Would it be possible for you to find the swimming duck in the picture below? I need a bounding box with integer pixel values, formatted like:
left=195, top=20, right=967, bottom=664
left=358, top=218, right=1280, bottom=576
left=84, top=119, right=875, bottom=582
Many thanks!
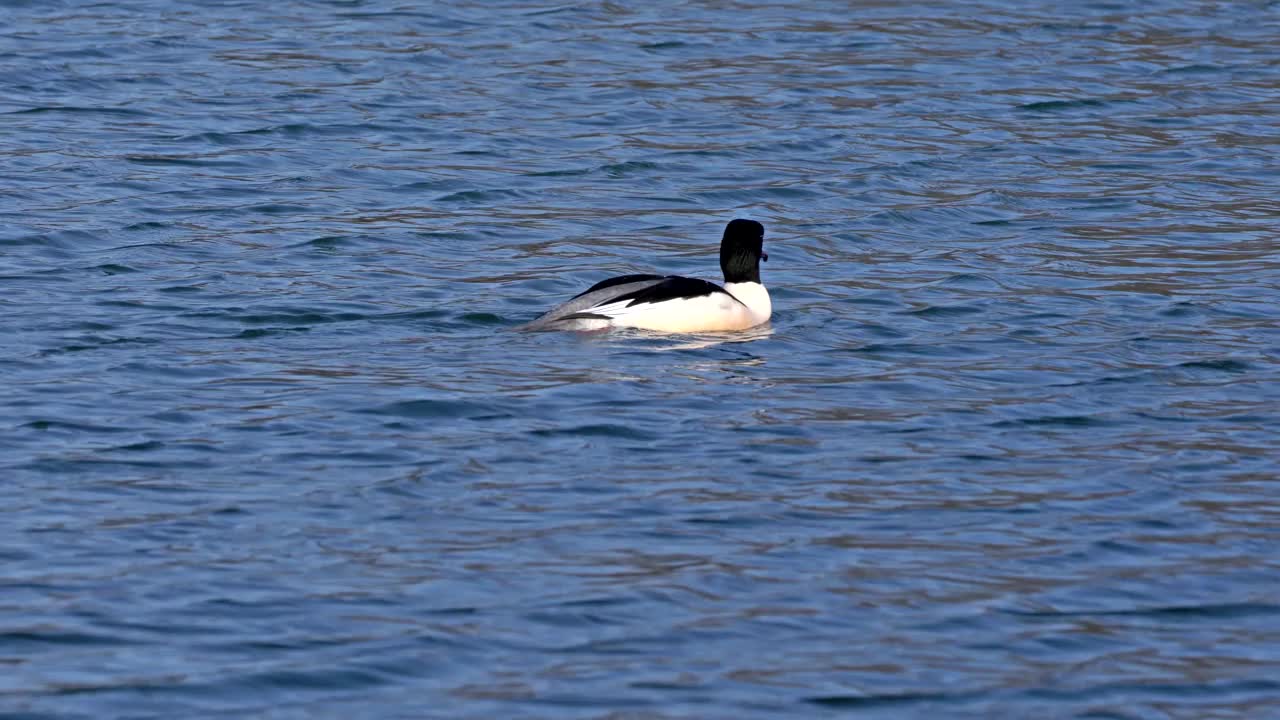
left=521, top=219, right=771, bottom=333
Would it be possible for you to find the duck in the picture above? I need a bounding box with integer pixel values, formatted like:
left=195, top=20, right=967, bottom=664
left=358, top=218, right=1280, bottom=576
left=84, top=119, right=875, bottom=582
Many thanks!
left=520, top=219, right=772, bottom=333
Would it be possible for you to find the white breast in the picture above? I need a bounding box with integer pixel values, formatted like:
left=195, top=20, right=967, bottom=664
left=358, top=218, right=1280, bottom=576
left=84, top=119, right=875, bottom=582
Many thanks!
left=723, top=282, right=772, bottom=325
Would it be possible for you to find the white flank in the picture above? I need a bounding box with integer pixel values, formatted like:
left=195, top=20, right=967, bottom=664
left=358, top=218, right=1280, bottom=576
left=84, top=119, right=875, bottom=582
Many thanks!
left=582, top=282, right=771, bottom=333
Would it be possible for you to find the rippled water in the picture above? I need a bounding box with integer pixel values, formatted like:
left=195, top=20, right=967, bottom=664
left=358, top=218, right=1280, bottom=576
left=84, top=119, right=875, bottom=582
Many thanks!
left=4, top=1, right=1279, bottom=717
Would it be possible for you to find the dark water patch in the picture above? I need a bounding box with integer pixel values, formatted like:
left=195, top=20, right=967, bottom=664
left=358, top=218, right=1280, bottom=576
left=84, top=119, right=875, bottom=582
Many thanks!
left=841, top=342, right=939, bottom=357
left=1005, top=602, right=1280, bottom=621
left=1016, top=97, right=1124, bottom=113
left=2, top=711, right=93, bottom=720
left=411, top=230, right=482, bottom=241
left=621, top=194, right=700, bottom=204
left=20, top=420, right=132, bottom=434
left=92, top=263, right=138, bottom=275
left=234, top=122, right=386, bottom=138
left=361, top=399, right=510, bottom=420
left=124, top=155, right=253, bottom=169
left=523, top=167, right=592, bottom=178
left=530, top=424, right=657, bottom=441
left=369, top=309, right=450, bottom=323
left=934, top=273, right=1002, bottom=288
left=1052, top=372, right=1147, bottom=388
left=234, top=327, right=311, bottom=339
left=807, top=689, right=974, bottom=709
left=37, top=336, right=161, bottom=356
left=435, top=188, right=526, bottom=203
left=904, top=303, right=985, bottom=318
left=230, top=309, right=367, bottom=326
left=288, top=235, right=356, bottom=249
left=1160, top=63, right=1230, bottom=75
left=245, top=203, right=312, bottom=215
left=19, top=456, right=215, bottom=473
left=843, top=295, right=907, bottom=309
left=394, top=176, right=476, bottom=193
left=1175, top=358, right=1252, bottom=373
left=1, top=628, right=138, bottom=649
left=598, top=160, right=660, bottom=178
left=990, top=414, right=1113, bottom=428
left=335, top=9, right=483, bottom=27
left=640, top=41, right=687, bottom=51
left=171, top=130, right=256, bottom=146
left=2, top=229, right=106, bottom=249
left=1020, top=679, right=1280, bottom=703
left=1158, top=302, right=1203, bottom=318
left=0, top=271, right=72, bottom=283
left=4, top=105, right=152, bottom=117
left=100, top=440, right=167, bottom=453
left=458, top=312, right=505, bottom=325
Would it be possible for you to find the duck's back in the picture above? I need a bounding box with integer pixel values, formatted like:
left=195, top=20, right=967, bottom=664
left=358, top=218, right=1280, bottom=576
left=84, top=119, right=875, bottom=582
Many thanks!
left=519, top=274, right=765, bottom=333
left=517, top=274, right=668, bottom=331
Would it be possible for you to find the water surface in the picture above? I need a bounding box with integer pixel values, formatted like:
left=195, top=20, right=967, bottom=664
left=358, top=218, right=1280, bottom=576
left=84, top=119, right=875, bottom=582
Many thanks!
left=3, top=1, right=1279, bottom=718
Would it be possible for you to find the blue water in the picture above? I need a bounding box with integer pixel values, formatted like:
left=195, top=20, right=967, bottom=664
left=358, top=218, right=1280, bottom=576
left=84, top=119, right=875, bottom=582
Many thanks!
left=3, top=1, right=1279, bottom=717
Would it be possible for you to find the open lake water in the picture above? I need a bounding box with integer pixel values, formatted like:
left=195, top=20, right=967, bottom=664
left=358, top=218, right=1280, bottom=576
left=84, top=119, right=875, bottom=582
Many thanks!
left=3, top=1, right=1279, bottom=718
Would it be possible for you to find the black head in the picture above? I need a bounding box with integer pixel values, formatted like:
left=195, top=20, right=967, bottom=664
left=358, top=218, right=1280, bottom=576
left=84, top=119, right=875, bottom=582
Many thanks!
left=719, top=218, right=767, bottom=284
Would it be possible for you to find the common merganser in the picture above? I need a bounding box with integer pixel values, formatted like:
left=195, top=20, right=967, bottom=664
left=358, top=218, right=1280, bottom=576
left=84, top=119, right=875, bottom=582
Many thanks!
left=521, top=219, right=772, bottom=333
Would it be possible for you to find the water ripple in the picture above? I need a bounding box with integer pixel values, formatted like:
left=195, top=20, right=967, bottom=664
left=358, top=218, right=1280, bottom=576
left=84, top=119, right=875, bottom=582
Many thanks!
left=2, top=0, right=1279, bottom=717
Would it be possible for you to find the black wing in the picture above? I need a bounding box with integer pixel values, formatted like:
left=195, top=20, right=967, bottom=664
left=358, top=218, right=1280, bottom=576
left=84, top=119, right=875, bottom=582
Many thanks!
left=612, top=276, right=737, bottom=307
left=571, top=274, right=668, bottom=300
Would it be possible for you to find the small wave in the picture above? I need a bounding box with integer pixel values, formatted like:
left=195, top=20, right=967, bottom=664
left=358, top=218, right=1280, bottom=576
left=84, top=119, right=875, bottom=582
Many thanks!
left=361, top=398, right=511, bottom=420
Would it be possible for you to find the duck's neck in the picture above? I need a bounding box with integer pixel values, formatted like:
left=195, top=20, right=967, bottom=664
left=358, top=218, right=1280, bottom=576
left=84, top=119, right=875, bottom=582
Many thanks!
left=724, top=281, right=772, bottom=323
